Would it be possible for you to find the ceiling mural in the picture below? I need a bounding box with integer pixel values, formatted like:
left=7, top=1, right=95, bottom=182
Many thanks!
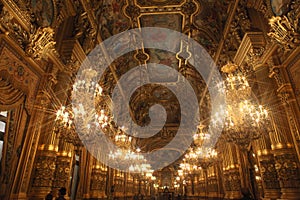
left=100, top=0, right=216, bottom=140
left=140, top=14, right=183, bottom=82
left=98, top=0, right=130, bottom=40
left=192, top=0, right=230, bottom=56
left=30, top=0, right=55, bottom=27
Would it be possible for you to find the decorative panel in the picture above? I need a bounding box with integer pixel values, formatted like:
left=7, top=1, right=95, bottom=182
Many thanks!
left=0, top=37, right=40, bottom=109
left=98, top=0, right=130, bottom=40
left=287, top=63, right=300, bottom=109
left=136, top=0, right=184, bottom=7
left=140, top=14, right=182, bottom=83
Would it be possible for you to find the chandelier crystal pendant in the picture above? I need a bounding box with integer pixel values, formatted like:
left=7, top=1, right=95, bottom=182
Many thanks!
left=56, top=106, right=74, bottom=129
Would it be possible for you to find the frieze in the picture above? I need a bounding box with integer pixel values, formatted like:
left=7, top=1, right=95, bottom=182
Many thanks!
left=32, top=152, right=56, bottom=187
left=136, top=0, right=184, bottom=7
left=2, top=0, right=31, bottom=30
left=53, top=155, right=71, bottom=189
left=0, top=7, right=30, bottom=49
left=259, top=158, right=280, bottom=189
left=274, top=153, right=300, bottom=188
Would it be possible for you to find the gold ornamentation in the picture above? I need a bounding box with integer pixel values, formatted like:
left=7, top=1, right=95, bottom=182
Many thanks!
left=268, top=16, right=299, bottom=49
left=25, top=27, right=56, bottom=60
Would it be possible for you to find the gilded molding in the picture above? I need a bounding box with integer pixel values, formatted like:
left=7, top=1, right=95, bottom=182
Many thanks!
left=25, top=27, right=56, bottom=60
left=1, top=0, right=31, bottom=32
left=233, top=32, right=266, bottom=67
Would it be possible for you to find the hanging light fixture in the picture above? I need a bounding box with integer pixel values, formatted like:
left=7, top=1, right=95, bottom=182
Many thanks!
left=55, top=106, right=74, bottom=129
left=193, top=125, right=211, bottom=146
left=114, top=126, right=132, bottom=148
left=212, top=62, right=269, bottom=148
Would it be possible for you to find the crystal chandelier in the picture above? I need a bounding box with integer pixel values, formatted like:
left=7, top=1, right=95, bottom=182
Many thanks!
left=55, top=106, right=74, bottom=129
left=193, top=125, right=211, bottom=146
left=194, top=147, right=218, bottom=169
left=179, top=125, right=218, bottom=177
left=213, top=63, right=269, bottom=148
left=72, top=69, right=103, bottom=97
left=108, top=147, right=152, bottom=174
left=114, top=126, right=132, bottom=148
left=54, top=106, right=85, bottom=145
left=71, top=67, right=113, bottom=135
left=184, top=147, right=218, bottom=170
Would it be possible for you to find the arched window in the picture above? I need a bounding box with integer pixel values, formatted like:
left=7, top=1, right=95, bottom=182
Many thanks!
left=0, top=111, right=7, bottom=161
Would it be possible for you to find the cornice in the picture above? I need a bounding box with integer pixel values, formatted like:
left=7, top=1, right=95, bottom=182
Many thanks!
left=1, top=0, right=31, bottom=32
left=233, top=32, right=265, bottom=66
left=0, top=34, right=43, bottom=76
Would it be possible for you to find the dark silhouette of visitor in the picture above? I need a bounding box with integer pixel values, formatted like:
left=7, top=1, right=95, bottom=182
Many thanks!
left=177, top=194, right=181, bottom=200
left=241, top=188, right=253, bottom=200
left=45, top=191, right=53, bottom=200
left=56, top=187, right=67, bottom=200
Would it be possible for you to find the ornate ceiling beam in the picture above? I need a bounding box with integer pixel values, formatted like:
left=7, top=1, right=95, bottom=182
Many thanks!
left=214, top=0, right=240, bottom=64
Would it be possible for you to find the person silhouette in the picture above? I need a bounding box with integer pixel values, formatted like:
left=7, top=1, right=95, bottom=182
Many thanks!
left=241, top=188, right=253, bottom=200
left=56, top=187, right=67, bottom=200
left=45, top=191, right=53, bottom=200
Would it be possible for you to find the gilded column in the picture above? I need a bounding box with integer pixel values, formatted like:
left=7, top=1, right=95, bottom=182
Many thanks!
left=126, top=174, right=134, bottom=198
left=198, top=170, right=205, bottom=198
left=222, top=143, right=242, bottom=199
left=267, top=65, right=300, bottom=199
left=52, top=139, right=74, bottom=198
left=269, top=65, right=300, bottom=163
left=207, top=165, right=218, bottom=199
left=30, top=112, right=58, bottom=199
left=77, top=150, right=93, bottom=200
left=252, top=64, right=281, bottom=199
left=113, top=169, right=124, bottom=198
left=254, top=135, right=281, bottom=199
left=133, top=177, right=139, bottom=195
left=90, top=159, right=107, bottom=199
